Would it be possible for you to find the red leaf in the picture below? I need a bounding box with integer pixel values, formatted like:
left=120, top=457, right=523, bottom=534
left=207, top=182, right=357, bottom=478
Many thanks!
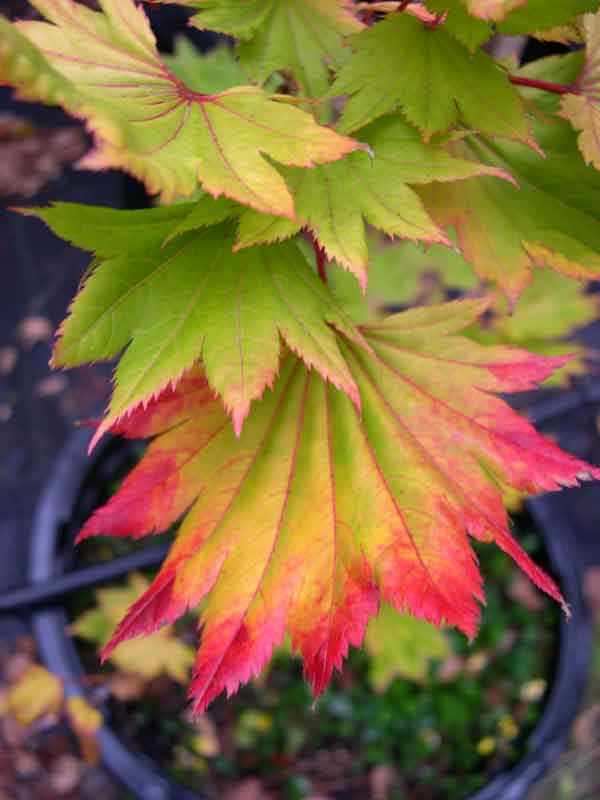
left=77, top=299, right=598, bottom=712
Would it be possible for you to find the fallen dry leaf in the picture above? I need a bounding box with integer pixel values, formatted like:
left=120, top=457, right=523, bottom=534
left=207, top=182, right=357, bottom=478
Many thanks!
left=66, top=696, right=102, bottom=765
left=107, top=672, right=146, bottom=702
left=0, top=113, right=85, bottom=199
left=6, top=664, right=63, bottom=726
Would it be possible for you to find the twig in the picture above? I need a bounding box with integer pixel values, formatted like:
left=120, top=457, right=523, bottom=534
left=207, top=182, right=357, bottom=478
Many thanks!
left=508, top=75, right=580, bottom=95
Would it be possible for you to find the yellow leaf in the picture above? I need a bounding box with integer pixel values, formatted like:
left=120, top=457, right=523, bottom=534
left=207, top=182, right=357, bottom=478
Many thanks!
left=72, top=573, right=195, bottom=684
left=66, top=696, right=103, bottom=765
left=7, top=665, right=63, bottom=726
left=0, top=0, right=358, bottom=212
left=559, top=12, right=600, bottom=170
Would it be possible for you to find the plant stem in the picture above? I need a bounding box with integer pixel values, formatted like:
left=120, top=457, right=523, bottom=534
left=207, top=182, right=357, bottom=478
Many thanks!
left=508, top=74, right=579, bottom=95
left=312, top=236, right=328, bottom=283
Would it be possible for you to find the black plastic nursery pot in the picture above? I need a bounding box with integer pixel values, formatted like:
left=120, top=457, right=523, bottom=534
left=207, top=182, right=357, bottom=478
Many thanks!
left=4, top=384, right=590, bottom=800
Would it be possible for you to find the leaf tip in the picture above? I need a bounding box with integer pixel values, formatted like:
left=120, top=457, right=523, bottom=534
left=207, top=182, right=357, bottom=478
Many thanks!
left=231, top=404, right=250, bottom=438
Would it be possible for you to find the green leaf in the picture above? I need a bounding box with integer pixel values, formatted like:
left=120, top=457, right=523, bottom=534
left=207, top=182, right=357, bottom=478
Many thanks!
left=52, top=217, right=368, bottom=440
left=237, top=116, right=510, bottom=287
left=235, top=0, right=362, bottom=99
left=330, top=234, right=596, bottom=384
left=327, top=237, right=476, bottom=324
left=151, top=0, right=363, bottom=98
left=164, top=38, right=249, bottom=95
left=419, top=53, right=600, bottom=299
left=364, top=605, right=452, bottom=689
left=427, top=0, right=493, bottom=50
left=410, top=1, right=600, bottom=46
left=147, top=0, right=272, bottom=39
left=498, top=0, right=600, bottom=33
left=0, top=0, right=358, bottom=214
left=329, top=12, right=533, bottom=145
left=24, top=196, right=237, bottom=257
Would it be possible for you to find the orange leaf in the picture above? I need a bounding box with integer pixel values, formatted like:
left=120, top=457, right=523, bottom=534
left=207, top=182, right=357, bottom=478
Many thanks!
left=78, top=298, right=598, bottom=713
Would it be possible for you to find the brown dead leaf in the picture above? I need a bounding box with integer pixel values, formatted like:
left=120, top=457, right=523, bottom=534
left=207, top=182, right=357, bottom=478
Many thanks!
left=107, top=672, right=146, bottom=702
left=0, top=114, right=86, bottom=198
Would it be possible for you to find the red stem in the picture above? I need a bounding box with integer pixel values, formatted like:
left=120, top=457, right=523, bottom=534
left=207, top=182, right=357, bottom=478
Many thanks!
left=508, top=74, right=579, bottom=95
left=312, top=236, right=328, bottom=283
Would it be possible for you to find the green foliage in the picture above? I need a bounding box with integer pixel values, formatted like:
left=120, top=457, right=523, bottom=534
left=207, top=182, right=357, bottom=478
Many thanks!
left=329, top=11, right=532, bottom=142
left=364, top=606, right=452, bottom=689
left=237, top=115, right=507, bottom=286
left=2, top=0, right=600, bottom=719
left=39, top=202, right=366, bottom=438
left=327, top=236, right=598, bottom=384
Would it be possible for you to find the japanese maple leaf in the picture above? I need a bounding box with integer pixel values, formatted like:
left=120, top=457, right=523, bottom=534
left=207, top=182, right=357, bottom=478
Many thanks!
left=328, top=234, right=597, bottom=386
left=418, top=53, right=600, bottom=300
left=329, top=11, right=533, bottom=145
left=496, top=0, right=600, bottom=33
left=78, top=298, right=600, bottom=713
left=559, top=11, right=600, bottom=170
left=236, top=116, right=510, bottom=289
left=425, top=0, right=600, bottom=49
left=38, top=201, right=368, bottom=440
left=0, top=0, right=358, bottom=214
left=425, top=0, right=493, bottom=50
left=147, top=0, right=363, bottom=99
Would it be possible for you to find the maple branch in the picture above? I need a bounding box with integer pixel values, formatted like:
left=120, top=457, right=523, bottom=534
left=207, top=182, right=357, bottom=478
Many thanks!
left=508, top=75, right=581, bottom=96
left=312, top=236, right=328, bottom=283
